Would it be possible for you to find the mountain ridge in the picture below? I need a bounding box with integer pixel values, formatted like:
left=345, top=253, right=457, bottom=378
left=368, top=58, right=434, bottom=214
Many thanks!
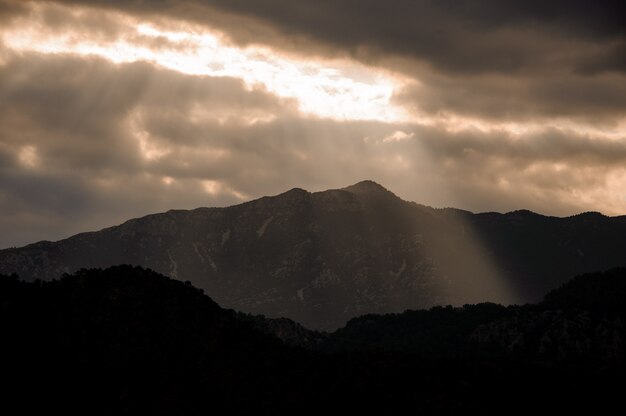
left=11, top=181, right=624, bottom=250
left=2, top=180, right=626, bottom=330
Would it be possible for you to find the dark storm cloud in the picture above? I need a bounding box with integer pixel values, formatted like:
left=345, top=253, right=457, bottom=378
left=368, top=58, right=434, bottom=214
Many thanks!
left=205, top=0, right=626, bottom=74
left=49, top=0, right=626, bottom=75
left=36, top=2, right=126, bottom=41
left=0, top=0, right=26, bottom=23
left=395, top=71, right=626, bottom=124
left=415, top=126, right=626, bottom=168
left=576, top=43, right=626, bottom=75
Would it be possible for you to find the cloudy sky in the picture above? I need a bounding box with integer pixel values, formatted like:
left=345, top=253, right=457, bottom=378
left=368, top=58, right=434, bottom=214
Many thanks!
left=1, top=0, right=625, bottom=248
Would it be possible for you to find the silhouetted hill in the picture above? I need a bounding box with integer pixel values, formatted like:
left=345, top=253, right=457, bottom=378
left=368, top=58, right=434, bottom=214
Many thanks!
left=1, top=266, right=624, bottom=414
left=0, top=266, right=302, bottom=414
left=2, top=180, right=626, bottom=329
left=322, top=303, right=509, bottom=356
left=321, top=268, right=626, bottom=366
left=542, top=268, right=626, bottom=312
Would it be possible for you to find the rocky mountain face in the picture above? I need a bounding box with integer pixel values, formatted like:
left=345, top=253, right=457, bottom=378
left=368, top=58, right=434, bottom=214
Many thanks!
left=2, top=180, right=626, bottom=330
left=237, top=314, right=327, bottom=350
left=470, top=309, right=624, bottom=362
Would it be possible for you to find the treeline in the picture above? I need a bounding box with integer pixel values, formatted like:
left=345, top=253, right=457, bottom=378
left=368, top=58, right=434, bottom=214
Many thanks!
left=1, top=266, right=625, bottom=414
left=320, top=269, right=626, bottom=363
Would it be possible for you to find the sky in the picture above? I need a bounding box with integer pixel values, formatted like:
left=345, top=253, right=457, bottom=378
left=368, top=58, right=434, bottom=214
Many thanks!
left=0, top=0, right=625, bottom=248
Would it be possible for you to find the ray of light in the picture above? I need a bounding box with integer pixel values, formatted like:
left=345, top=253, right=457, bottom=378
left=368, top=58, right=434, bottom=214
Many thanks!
left=2, top=2, right=410, bottom=123
left=3, top=3, right=623, bottom=140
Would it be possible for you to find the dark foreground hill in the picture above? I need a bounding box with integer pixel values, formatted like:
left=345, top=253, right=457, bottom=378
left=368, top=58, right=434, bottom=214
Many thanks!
left=2, top=180, right=626, bottom=330
left=321, top=268, right=626, bottom=365
left=1, top=266, right=625, bottom=414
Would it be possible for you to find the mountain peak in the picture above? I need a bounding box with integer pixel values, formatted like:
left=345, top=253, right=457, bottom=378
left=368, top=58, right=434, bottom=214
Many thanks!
left=341, top=180, right=402, bottom=204
left=343, top=180, right=390, bottom=194
left=274, top=187, right=310, bottom=201
left=281, top=187, right=309, bottom=196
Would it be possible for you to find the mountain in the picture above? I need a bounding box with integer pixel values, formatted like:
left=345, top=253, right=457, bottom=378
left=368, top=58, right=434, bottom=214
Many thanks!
left=2, top=180, right=626, bottom=330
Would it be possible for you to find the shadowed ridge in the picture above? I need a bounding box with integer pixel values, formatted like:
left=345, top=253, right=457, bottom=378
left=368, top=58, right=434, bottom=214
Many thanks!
left=342, top=180, right=396, bottom=196
left=247, top=186, right=311, bottom=206
left=506, top=209, right=546, bottom=217
left=542, top=267, right=626, bottom=311
left=341, top=180, right=404, bottom=206
left=275, top=186, right=310, bottom=199
left=567, top=211, right=607, bottom=220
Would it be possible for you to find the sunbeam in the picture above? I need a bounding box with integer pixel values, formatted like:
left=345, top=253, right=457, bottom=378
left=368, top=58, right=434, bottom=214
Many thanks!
left=2, top=2, right=409, bottom=122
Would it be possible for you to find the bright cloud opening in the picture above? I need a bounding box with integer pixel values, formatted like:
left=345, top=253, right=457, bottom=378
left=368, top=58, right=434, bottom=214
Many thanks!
left=18, top=145, right=39, bottom=168
left=2, top=2, right=409, bottom=123
left=383, top=130, right=414, bottom=143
